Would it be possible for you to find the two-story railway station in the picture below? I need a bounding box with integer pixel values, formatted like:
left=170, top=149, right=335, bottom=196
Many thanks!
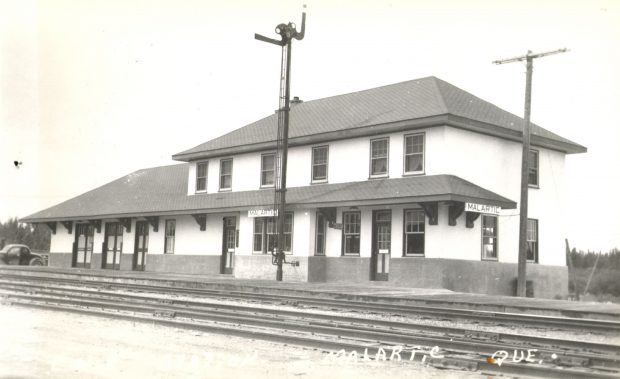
left=21, top=77, right=586, bottom=298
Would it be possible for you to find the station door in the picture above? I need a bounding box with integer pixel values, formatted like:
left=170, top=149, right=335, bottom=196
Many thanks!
left=221, top=217, right=236, bottom=274
left=102, top=222, right=122, bottom=270
left=72, top=224, right=94, bottom=268
left=133, top=221, right=148, bottom=271
left=371, top=210, right=391, bottom=281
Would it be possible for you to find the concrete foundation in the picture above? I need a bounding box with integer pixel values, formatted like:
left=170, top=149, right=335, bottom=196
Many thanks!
left=234, top=255, right=308, bottom=282
left=45, top=251, right=567, bottom=298
left=48, top=252, right=73, bottom=268
left=305, top=256, right=567, bottom=299
left=146, top=255, right=222, bottom=275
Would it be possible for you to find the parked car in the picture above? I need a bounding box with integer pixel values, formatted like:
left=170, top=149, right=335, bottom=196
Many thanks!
left=0, top=244, right=45, bottom=266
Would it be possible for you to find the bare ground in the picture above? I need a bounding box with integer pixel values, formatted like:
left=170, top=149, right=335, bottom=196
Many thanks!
left=0, top=305, right=483, bottom=379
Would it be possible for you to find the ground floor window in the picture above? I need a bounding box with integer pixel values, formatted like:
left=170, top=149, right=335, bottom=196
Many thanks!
left=404, top=209, right=425, bottom=256
left=481, top=215, right=498, bottom=260
left=342, top=211, right=361, bottom=255
left=164, top=219, right=175, bottom=254
left=315, top=212, right=326, bottom=255
left=527, top=218, right=538, bottom=263
left=253, top=213, right=293, bottom=254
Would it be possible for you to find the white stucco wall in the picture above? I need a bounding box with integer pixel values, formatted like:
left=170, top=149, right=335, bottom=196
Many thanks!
left=439, top=126, right=566, bottom=266
left=186, top=127, right=443, bottom=193
left=45, top=123, right=568, bottom=270
left=49, top=223, right=74, bottom=253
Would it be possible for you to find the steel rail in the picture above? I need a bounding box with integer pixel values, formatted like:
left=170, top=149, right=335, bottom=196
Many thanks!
left=1, top=280, right=619, bottom=358
left=3, top=266, right=615, bottom=320
left=1, top=274, right=618, bottom=333
left=2, top=286, right=620, bottom=370
left=3, top=294, right=618, bottom=379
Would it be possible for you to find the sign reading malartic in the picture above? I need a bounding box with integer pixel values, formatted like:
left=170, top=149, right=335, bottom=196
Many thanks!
left=248, top=208, right=278, bottom=218
left=465, top=202, right=501, bottom=215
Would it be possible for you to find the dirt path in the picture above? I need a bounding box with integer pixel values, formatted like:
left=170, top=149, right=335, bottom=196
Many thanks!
left=0, top=305, right=482, bottom=379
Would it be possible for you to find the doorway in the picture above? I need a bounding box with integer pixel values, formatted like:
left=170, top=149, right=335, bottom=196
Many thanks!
left=72, top=224, right=94, bottom=268
left=221, top=217, right=236, bottom=274
left=102, top=222, right=123, bottom=270
left=133, top=221, right=148, bottom=271
left=371, top=210, right=391, bottom=281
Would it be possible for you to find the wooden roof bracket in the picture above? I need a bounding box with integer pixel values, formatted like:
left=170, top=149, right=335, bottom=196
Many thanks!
left=466, top=212, right=481, bottom=228
left=448, top=202, right=465, bottom=226
left=119, top=218, right=132, bottom=233
left=192, top=214, right=207, bottom=231
left=45, top=222, right=57, bottom=235
left=88, top=219, right=102, bottom=233
left=60, top=221, right=73, bottom=234
left=318, top=207, right=337, bottom=225
left=419, top=202, right=438, bottom=225
left=146, top=216, right=159, bottom=232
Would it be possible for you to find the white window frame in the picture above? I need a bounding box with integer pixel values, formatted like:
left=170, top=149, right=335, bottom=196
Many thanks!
left=260, top=153, right=275, bottom=188
left=315, top=212, right=326, bottom=256
left=195, top=161, right=208, bottom=193
left=219, top=158, right=233, bottom=191
left=342, top=211, right=361, bottom=256
left=528, top=149, right=539, bottom=188
left=311, top=145, right=329, bottom=183
left=164, top=219, right=175, bottom=254
left=403, top=209, right=425, bottom=256
left=527, top=218, right=538, bottom=263
left=403, top=133, right=425, bottom=175
left=481, top=215, right=498, bottom=260
left=369, top=138, right=389, bottom=178
left=252, top=213, right=294, bottom=254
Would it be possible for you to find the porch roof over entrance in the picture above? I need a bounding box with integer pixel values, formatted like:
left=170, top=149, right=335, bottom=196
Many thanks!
left=21, top=164, right=515, bottom=223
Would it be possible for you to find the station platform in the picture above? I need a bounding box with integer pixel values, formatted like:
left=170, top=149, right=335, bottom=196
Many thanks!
left=1, top=265, right=619, bottom=320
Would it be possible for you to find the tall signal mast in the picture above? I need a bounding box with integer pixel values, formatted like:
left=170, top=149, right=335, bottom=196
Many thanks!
left=255, top=7, right=306, bottom=281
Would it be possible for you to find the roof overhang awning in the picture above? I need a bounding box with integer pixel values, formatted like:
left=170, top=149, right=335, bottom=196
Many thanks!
left=21, top=174, right=515, bottom=223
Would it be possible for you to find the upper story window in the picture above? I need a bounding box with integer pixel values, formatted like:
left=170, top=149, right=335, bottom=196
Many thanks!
left=196, top=161, right=208, bottom=192
left=342, top=211, right=361, bottom=255
left=261, top=154, right=275, bottom=188
left=219, top=158, right=233, bottom=191
left=404, top=133, right=424, bottom=174
left=404, top=209, right=425, bottom=256
left=528, top=150, right=539, bottom=187
left=312, top=146, right=328, bottom=183
left=481, top=215, right=498, bottom=260
left=370, top=138, right=389, bottom=177
left=164, top=219, right=175, bottom=254
left=527, top=218, right=538, bottom=263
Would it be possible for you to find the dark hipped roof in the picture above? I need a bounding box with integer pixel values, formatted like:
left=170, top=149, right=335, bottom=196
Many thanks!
left=21, top=164, right=515, bottom=222
left=173, top=76, right=585, bottom=161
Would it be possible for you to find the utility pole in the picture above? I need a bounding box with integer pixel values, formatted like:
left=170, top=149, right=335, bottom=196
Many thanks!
left=584, top=251, right=601, bottom=296
left=565, top=239, right=579, bottom=300
left=255, top=7, right=306, bottom=281
left=493, top=48, right=568, bottom=297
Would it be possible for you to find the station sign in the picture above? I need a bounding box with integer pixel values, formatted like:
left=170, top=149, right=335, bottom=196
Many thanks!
left=465, top=202, right=501, bottom=215
left=248, top=208, right=278, bottom=218
left=328, top=222, right=343, bottom=229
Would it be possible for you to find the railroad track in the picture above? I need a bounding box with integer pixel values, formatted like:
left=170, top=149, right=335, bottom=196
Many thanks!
left=4, top=268, right=616, bottom=321
left=0, top=278, right=619, bottom=378
left=2, top=273, right=619, bottom=333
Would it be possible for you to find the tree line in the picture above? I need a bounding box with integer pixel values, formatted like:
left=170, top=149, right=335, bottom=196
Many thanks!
left=568, top=248, right=620, bottom=299
left=0, top=217, right=51, bottom=252
left=569, top=248, right=620, bottom=270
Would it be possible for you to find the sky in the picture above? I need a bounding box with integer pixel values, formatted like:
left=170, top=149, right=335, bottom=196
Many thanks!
left=1, top=0, right=618, bottom=251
